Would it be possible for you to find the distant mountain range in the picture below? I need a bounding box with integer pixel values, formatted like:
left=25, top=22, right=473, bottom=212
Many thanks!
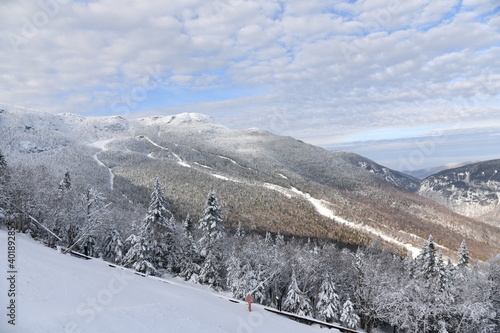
left=418, top=160, right=500, bottom=229
left=1, top=103, right=499, bottom=259
left=404, top=162, right=476, bottom=180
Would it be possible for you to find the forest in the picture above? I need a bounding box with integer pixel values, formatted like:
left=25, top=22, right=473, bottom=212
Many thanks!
left=0, top=150, right=499, bottom=333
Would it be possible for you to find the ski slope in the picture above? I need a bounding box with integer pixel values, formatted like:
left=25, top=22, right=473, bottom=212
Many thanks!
left=0, top=230, right=331, bottom=333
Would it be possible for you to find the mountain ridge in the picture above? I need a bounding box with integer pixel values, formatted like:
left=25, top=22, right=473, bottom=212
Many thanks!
left=1, top=104, right=499, bottom=259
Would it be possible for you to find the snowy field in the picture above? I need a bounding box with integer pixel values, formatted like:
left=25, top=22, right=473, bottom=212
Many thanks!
left=0, top=230, right=335, bottom=333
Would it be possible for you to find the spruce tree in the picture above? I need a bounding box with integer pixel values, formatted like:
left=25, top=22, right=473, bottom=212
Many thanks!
left=102, top=229, right=124, bottom=264
left=198, top=191, right=226, bottom=289
left=317, top=273, right=341, bottom=322
left=340, top=299, right=359, bottom=329
left=59, top=170, right=71, bottom=191
left=457, top=240, right=470, bottom=269
left=283, top=268, right=311, bottom=316
left=275, top=232, right=285, bottom=247
left=264, top=231, right=273, bottom=244
left=417, top=235, right=437, bottom=280
left=179, top=214, right=200, bottom=281
left=123, top=179, right=178, bottom=275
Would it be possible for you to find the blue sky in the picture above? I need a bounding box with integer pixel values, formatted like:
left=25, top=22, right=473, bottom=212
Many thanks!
left=1, top=0, right=499, bottom=170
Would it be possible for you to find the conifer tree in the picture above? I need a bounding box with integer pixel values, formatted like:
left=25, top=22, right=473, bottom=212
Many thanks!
left=340, top=299, right=359, bottom=329
left=59, top=170, right=71, bottom=191
left=457, top=240, right=470, bottom=269
left=275, top=232, right=285, bottom=247
left=283, top=268, right=311, bottom=316
left=102, top=229, right=124, bottom=264
left=316, top=273, right=341, bottom=322
left=179, top=214, right=200, bottom=281
left=123, top=179, right=178, bottom=275
left=264, top=231, right=273, bottom=244
left=417, top=235, right=437, bottom=280
left=198, top=191, right=226, bottom=289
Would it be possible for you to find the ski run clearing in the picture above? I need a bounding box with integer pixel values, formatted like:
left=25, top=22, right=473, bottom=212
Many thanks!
left=90, top=140, right=115, bottom=191
left=0, top=230, right=341, bottom=333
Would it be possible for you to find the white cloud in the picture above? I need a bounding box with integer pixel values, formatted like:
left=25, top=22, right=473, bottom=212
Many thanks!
left=0, top=0, right=498, bottom=163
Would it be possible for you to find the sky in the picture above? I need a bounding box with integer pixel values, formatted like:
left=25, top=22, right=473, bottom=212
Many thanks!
left=1, top=0, right=499, bottom=171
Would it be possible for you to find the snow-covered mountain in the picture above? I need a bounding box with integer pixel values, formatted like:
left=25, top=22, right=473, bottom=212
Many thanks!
left=405, top=161, right=475, bottom=180
left=333, top=151, right=420, bottom=192
left=0, top=230, right=334, bottom=333
left=1, top=104, right=499, bottom=259
left=418, top=160, right=500, bottom=228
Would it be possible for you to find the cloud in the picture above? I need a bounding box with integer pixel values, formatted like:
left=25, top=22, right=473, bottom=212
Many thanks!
left=0, top=0, right=498, bottom=165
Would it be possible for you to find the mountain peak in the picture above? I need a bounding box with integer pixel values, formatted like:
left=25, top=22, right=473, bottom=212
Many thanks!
left=138, top=113, right=215, bottom=126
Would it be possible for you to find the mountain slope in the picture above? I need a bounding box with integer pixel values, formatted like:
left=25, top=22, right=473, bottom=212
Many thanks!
left=0, top=230, right=330, bottom=333
left=1, top=104, right=499, bottom=259
left=418, top=159, right=500, bottom=228
left=405, top=161, right=475, bottom=180
left=333, top=151, right=420, bottom=192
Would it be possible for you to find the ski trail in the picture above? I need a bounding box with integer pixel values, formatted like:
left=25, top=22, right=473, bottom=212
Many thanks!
left=260, top=182, right=422, bottom=257
left=90, top=140, right=115, bottom=191
left=217, top=155, right=254, bottom=171
left=142, top=136, right=191, bottom=168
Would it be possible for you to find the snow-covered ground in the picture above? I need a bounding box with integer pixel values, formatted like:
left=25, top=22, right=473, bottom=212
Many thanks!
left=0, top=230, right=332, bottom=333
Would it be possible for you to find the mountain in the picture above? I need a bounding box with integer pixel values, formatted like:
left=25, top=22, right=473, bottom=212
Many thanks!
left=1, top=104, right=499, bottom=259
left=418, top=159, right=500, bottom=228
left=0, top=230, right=331, bottom=333
left=333, top=151, right=420, bottom=192
left=405, top=161, right=475, bottom=180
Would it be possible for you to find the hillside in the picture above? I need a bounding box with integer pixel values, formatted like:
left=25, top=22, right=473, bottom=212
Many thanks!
left=1, top=104, right=499, bottom=259
left=0, top=229, right=334, bottom=333
left=405, top=161, right=475, bottom=180
left=418, top=159, right=500, bottom=228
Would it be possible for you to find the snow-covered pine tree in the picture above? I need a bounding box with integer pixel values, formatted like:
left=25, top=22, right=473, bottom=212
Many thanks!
left=144, top=179, right=181, bottom=272
left=417, top=235, right=437, bottom=280
left=457, top=240, right=470, bottom=269
left=265, top=231, right=273, bottom=244
left=122, top=233, right=157, bottom=275
left=340, top=299, right=360, bottom=329
left=102, top=229, right=124, bottom=264
left=316, top=273, right=341, bottom=323
left=275, top=232, right=285, bottom=247
left=179, top=214, right=200, bottom=281
left=58, top=170, right=71, bottom=191
left=283, top=268, right=311, bottom=316
left=123, top=179, right=179, bottom=275
left=198, top=191, right=226, bottom=289
left=436, top=252, right=450, bottom=293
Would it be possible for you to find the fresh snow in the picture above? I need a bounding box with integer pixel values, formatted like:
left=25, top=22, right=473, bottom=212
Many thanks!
left=0, top=230, right=328, bottom=333
left=259, top=183, right=422, bottom=257
left=142, top=136, right=191, bottom=168
left=90, top=140, right=115, bottom=191
left=193, top=162, right=213, bottom=170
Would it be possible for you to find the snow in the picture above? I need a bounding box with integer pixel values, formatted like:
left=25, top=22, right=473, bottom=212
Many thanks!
left=90, top=140, right=115, bottom=190
left=0, top=230, right=326, bottom=333
left=263, top=183, right=420, bottom=257
left=217, top=155, right=253, bottom=171
left=142, top=136, right=191, bottom=168
left=194, top=162, right=213, bottom=169
left=287, top=187, right=422, bottom=257
left=138, top=113, right=214, bottom=126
